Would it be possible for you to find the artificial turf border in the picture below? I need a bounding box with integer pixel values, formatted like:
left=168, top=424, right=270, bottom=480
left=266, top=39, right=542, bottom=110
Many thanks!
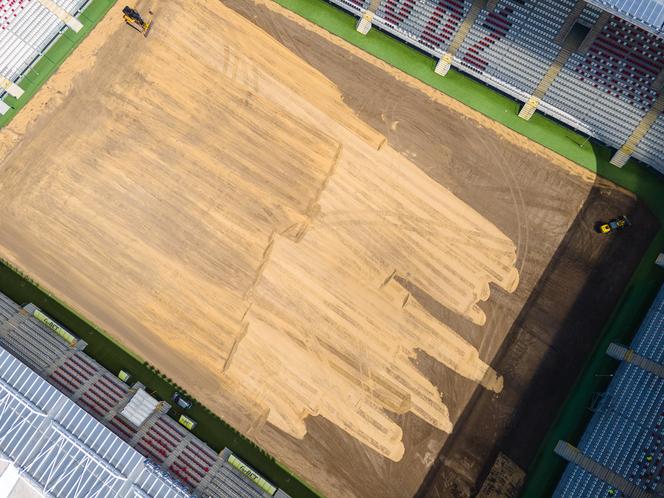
left=268, top=1, right=664, bottom=497
left=0, top=0, right=662, bottom=497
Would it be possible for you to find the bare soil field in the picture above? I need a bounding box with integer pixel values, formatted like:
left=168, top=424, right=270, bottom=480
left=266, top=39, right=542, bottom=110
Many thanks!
left=0, top=1, right=656, bottom=497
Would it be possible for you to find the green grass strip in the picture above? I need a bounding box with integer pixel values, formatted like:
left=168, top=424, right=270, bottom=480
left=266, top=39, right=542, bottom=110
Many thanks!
left=0, top=0, right=116, bottom=128
left=268, top=1, right=664, bottom=496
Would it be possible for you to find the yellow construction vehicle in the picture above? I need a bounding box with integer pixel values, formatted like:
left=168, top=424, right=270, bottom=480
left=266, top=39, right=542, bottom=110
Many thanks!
left=122, top=6, right=153, bottom=37
left=597, top=215, right=631, bottom=235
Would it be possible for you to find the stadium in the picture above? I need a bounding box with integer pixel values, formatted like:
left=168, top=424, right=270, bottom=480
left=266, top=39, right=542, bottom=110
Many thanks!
left=0, top=0, right=662, bottom=497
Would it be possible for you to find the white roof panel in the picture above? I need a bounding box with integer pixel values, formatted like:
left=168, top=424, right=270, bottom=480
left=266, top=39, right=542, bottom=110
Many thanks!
left=0, top=346, right=192, bottom=498
left=120, top=389, right=159, bottom=427
left=586, top=0, right=664, bottom=35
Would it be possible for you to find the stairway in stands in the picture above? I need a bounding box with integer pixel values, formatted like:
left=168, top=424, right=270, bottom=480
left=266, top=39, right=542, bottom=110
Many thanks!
left=577, top=10, right=610, bottom=54
left=432, top=0, right=485, bottom=75
left=555, top=441, right=652, bottom=498
left=611, top=92, right=664, bottom=166
left=519, top=18, right=587, bottom=119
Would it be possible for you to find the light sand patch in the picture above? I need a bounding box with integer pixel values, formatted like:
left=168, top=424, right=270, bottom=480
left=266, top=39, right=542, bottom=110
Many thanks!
left=0, top=0, right=517, bottom=483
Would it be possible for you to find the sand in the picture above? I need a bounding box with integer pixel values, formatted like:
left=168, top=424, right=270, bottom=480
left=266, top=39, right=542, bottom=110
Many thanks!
left=0, top=0, right=517, bottom=462
left=0, top=0, right=629, bottom=496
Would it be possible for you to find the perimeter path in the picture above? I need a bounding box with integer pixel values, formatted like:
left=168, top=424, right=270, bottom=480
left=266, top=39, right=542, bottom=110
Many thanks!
left=268, top=0, right=664, bottom=495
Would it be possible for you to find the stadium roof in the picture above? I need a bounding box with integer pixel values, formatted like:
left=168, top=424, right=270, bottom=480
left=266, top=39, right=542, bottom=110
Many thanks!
left=0, top=462, right=41, bottom=498
left=586, top=0, right=664, bottom=36
left=0, top=346, right=192, bottom=498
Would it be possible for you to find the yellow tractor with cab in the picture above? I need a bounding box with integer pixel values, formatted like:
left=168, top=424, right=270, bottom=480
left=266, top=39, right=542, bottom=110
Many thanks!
left=598, top=215, right=631, bottom=234
left=122, top=6, right=153, bottom=36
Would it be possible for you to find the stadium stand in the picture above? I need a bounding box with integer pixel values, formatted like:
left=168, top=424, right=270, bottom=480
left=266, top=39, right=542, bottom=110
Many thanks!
left=0, top=0, right=88, bottom=114
left=0, top=290, right=292, bottom=498
left=0, top=293, right=81, bottom=374
left=553, top=284, right=664, bottom=497
left=337, top=0, right=664, bottom=173
left=0, top=346, right=191, bottom=498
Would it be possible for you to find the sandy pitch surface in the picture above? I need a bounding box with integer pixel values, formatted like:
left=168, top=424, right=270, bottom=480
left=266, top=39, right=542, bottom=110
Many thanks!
left=0, top=1, right=589, bottom=496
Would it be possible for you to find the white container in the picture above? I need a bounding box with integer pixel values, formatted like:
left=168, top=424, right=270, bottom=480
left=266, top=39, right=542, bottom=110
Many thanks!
left=656, top=253, right=664, bottom=269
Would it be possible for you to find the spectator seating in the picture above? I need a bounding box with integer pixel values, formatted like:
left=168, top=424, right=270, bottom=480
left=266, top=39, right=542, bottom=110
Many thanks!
left=554, top=285, right=664, bottom=497
left=0, top=289, right=284, bottom=497
left=373, top=0, right=472, bottom=54
left=0, top=0, right=88, bottom=102
left=332, top=0, right=664, bottom=173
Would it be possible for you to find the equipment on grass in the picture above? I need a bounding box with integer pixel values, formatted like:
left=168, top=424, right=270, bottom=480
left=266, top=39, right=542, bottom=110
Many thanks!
left=178, top=414, right=197, bottom=431
left=118, top=369, right=132, bottom=383
left=122, top=6, right=153, bottom=37
left=172, top=391, right=192, bottom=410
left=597, top=215, right=631, bottom=234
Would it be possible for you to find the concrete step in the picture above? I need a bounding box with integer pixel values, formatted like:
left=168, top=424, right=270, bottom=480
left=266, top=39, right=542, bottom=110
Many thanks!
left=356, top=15, right=372, bottom=35
left=610, top=147, right=632, bottom=167
left=434, top=53, right=454, bottom=76
left=518, top=97, right=540, bottom=120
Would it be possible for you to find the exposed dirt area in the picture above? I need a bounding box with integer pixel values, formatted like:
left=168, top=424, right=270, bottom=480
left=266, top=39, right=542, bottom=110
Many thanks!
left=0, top=1, right=656, bottom=497
left=475, top=453, right=525, bottom=498
left=416, top=189, right=657, bottom=498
